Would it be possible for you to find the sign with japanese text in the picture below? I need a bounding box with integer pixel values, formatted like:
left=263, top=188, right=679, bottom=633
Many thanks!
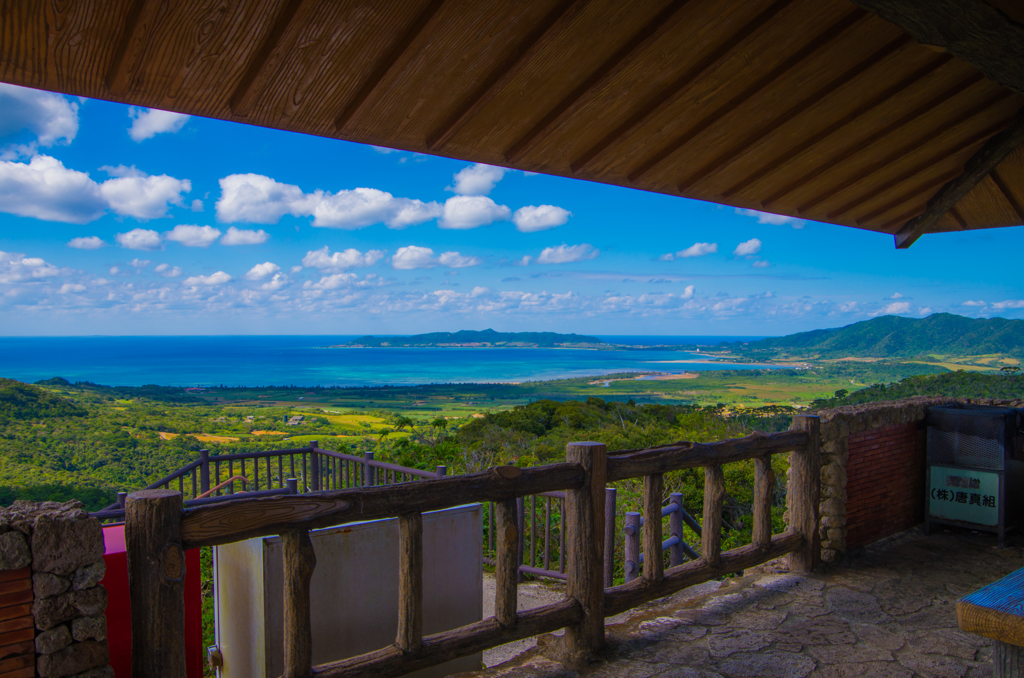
left=929, top=465, right=999, bottom=526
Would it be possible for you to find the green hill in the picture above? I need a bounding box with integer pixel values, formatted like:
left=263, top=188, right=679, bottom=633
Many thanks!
left=345, top=329, right=605, bottom=347
left=739, top=313, right=1024, bottom=358
left=0, top=378, right=87, bottom=423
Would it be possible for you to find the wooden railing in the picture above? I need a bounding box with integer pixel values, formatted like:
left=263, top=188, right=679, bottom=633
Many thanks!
left=123, top=415, right=820, bottom=678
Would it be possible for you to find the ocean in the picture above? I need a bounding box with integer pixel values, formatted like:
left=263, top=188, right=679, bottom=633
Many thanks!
left=0, top=335, right=772, bottom=388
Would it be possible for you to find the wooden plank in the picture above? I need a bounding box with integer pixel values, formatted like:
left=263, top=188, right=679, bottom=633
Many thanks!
left=606, top=430, right=807, bottom=482
left=125, top=489, right=186, bottom=678
left=0, top=665, right=35, bottom=678
left=787, top=415, right=820, bottom=573
left=943, top=173, right=1024, bottom=229
left=283, top=529, right=316, bottom=678
left=753, top=455, right=774, bottom=549
left=958, top=566, right=1024, bottom=646
left=990, top=167, right=1024, bottom=222
left=230, top=0, right=307, bottom=116
left=0, top=570, right=28, bottom=585
left=104, top=0, right=166, bottom=95
left=850, top=0, right=1024, bottom=96
left=181, top=463, right=584, bottom=549
left=642, top=474, right=664, bottom=584
left=0, top=629, right=33, bottom=649
left=0, top=583, right=28, bottom=599
left=396, top=512, right=423, bottom=653
left=0, top=654, right=33, bottom=674
left=0, top=606, right=30, bottom=625
left=312, top=598, right=581, bottom=678
left=494, top=500, right=519, bottom=628
left=563, top=441, right=606, bottom=661
left=0, top=640, right=33, bottom=662
left=895, top=106, right=1024, bottom=247
left=0, top=618, right=30, bottom=636
left=603, top=530, right=802, bottom=617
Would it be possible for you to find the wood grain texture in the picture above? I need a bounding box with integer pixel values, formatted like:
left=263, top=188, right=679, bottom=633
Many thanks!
left=702, top=465, right=725, bottom=567
left=642, top=473, right=664, bottom=583
left=564, top=441, right=607, bottom=661
left=181, top=462, right=583, bottom=548
left=753, top=455, right=775, bottom=549
left=958, top=566, right=1024, bottom=646
left=282, top=529, right=316, bottom=678
left=787, top=415, right=821, bottom=573
left=494, top=499, right=519, bottom=628
left=396, top=512, right=423, bottom=653
left=125, top=489, right=186, bottom=678
left=896, top=106, right=1024, bottom=246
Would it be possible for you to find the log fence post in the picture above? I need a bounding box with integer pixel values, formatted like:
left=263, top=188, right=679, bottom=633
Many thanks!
left=435, top=465, right=447, bottom=478
left=703, top=465, right=725, bottom=567
left=282, top=529, right=316, bottom=678
left=199, top=448, right=210, bottom=495
left=397, top=513, right=423, bottom=652
left=494, top=499, right=519, bottom=627
left=623, top=512, right=640, bottom=584
left=309, top=442, right=320, bottom=491
left=516, top=496, right=526, bottom=583
left=642, top=473, right=664, bottom=583
left=753, top=455, right=775, bottom=549
left=788, top=414, right=821, bottom=572
left=564, top=441, right=606, bottom=661
left=365, top=451, right=376, bottom=487
left=603, top=487, right=617, bottom=587
left=125, top=489, right=186, bottom=678
left=668, top=492, right=685, bottom=567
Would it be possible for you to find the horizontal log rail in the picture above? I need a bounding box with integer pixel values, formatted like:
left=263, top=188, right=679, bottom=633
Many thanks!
left=125, top=416, right=821, bottom=678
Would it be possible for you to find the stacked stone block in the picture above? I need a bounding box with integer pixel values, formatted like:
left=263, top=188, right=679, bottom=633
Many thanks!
left=0, top=501, right=112, bottom=678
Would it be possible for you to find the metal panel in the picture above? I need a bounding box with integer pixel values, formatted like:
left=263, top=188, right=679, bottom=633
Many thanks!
left=215, top=504, right=482, bottom=678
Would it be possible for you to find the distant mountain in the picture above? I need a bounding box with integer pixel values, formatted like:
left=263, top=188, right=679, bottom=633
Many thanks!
left=737, top=313, right=1024, bottom=357
left=344, top=329, right=606, bottom=348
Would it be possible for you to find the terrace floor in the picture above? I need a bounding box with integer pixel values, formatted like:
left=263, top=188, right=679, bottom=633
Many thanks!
left=462, top=527, right=1024, bottom=678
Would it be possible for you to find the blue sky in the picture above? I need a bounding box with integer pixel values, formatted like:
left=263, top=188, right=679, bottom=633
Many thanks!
left=0, top=83, right=1021, bottom=337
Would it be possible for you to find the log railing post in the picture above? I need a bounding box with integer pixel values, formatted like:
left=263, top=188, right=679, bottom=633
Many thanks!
left=515, top=496, right=526, bottom=583
left=642, top=473, right=664, bottom=583
left=623, top=512, right=640, bottom=584
left=365, top=451, right=376, bottom=487
left=287, top=477, right=298, bottom=494
left=753, top=455, right=775, bottom=550
left=668, top=492, right=685, bottom=567
left=125, top=489, right=186, bottom=678
left=397, top=513, right=423, bottom=653
left=564, top=441, right=606, bottom=661
left=310, top=443, right=320, bottom=491
left=282, top=529, right=316, bottom=678
left=603, top=487, right=617, bottom=588
left=494, top=499, right=519, bottom=628
left=788, top=414, right=821, bottom=573
left=703, top=465, right=725, bottom=567
left=435, top=465, right=447, bottom=478
left=199, top=449, right=210, bottom=495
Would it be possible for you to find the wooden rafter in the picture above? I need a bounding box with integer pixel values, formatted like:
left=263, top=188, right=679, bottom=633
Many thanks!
left=426, top=0, right=591, bottom=151
left=230, top=0, right=307, bottom=117
left=568, top=0, right=795, bottom=174
left=627, top=8, right=870, bottom=184
left=503, top=0, right=695, bottom=164
left=854, top=169, right=960, bottom=224
left=851, top=0, right=1024, bottom=97
left=105, top=0, right=165, bottom=95
left=894, top=107, right=1024, bottom=248
left=334, top=0, right=447, bottom=133
left=989, top=167, right=1024, bottom=222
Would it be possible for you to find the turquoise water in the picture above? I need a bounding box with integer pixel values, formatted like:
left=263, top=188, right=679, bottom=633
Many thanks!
left=0, top=335, right=773, bottom=387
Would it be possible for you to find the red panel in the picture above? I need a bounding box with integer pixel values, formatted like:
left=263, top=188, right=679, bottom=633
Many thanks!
left=102, top=525, right=202, bottom=678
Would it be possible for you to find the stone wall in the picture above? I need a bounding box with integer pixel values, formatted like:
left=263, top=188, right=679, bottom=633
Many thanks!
left=813, top=396, right=1024, bottom=563
left=0, top=501, right=112, bottom=678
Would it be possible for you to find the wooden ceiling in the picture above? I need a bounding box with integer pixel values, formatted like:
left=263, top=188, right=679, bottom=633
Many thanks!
left=1, top=0, right=1022, bottom=247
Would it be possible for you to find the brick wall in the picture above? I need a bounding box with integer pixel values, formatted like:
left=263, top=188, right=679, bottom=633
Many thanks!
left=844, top=422, right=926, bottom=548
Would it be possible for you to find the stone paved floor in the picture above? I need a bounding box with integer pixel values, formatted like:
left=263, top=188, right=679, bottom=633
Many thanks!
left=456, top=527, right=1024, bottom=678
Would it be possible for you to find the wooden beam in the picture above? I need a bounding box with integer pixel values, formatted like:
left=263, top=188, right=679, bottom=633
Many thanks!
left=503, top=0, right=693, bottom=164
left=629, top=8, right=869, bottom=184
left=334, top=0, right=447, bottom=133
left=850, top=0, right=1024, bottom=97
left=895, top=106, right=1024, bottom=247
left=990, top=167, right=1024, bottom=222
left=426, top=0, right=590, bottom=151
left=853, top=169, right=960, bottom=224
left=229, top=0, right=307, bottom=117
left=568, top=0, right=794, bottom=174
left=105, top=0, right=165, bottom=96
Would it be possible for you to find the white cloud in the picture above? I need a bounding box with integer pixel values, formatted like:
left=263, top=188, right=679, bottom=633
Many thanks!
left=302, top=246, right=386, bottom=270
left=681, top=285, right=695, bottom=299
left=962, top=300, right=986, bottom=307
left=68, top=236, right=104, bottom=250
left=677, top=242, right=718, bottom=259
left=513, top=205, right=571, bottom=233
left=0, top=155, right=105, bottom=223
left=875, top=301, right=911, bottom=315
left=392, top=246, right=441, bottom=270
left=438, top=195, right=510, bottom=229
left=450, top=164, right=507, bottom=195
left=537, top=243, right=598, bottom=264
left=59, top=283, right=86, bottom=294
left=220, top=226, right=268, bottom=246
left=216, top=174, right=441, bottom=229
left=128, top=108, right=190, bottom=142
left=116, top=229, right=162, bottom=251
left=736, top=208, right=805, bottom=229
left=261, top=273, right=288, bottom=291
left=109, top=266, right=120, bottom=275
left=307, top=273, right=357, bottom=290
left=515, top=255, right=532, bottom=266
left=0, top=84, right=79, bottom=148
left=191, top=199, right=204, bottom=212
left=889, top=292, right=904, bottom=299
left=0, top=251, right=59, bottom=283
left=290, top=265, right=303, bottom=274
left=183, top=271, right=231, bottom=286
left=992, top=299, right=1024, bottom=310
left=245, top=262, right=280, bottom=281
left=438, top=251, right=483, bottom=268
left=129, top=258, right=150, bottom=269
left=752, top=260, right=770, bottom=268
left=154, top=263, right=181, bottom=278
left=98, top=166, right=191, bottom=219
left=164, top=224, right=221, bottom=248
left=733, top=238, right=762, bottom=257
